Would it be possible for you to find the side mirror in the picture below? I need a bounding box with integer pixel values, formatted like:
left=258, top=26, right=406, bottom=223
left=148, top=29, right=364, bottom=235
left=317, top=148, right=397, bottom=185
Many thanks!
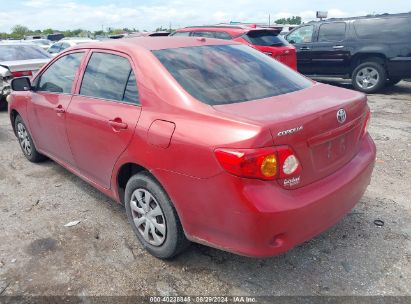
left=11, top=77, right=32, bottom=92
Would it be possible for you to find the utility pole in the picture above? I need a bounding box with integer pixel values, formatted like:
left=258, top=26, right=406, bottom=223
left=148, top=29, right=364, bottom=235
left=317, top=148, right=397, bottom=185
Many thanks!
left=268, top=14, right=271, bottom=26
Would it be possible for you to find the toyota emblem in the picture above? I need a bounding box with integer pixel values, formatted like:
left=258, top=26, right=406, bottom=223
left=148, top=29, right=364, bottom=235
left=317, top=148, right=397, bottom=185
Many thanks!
left=336, top=109, right=347, bottom=124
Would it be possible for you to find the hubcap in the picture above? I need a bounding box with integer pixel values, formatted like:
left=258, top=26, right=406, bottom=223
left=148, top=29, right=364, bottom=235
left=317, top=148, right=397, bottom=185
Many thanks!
left=356, top=67, right=379, bottom=89
left=130, top=189, right=166, bottom=246
left=17, top=123, right=32, bottom=156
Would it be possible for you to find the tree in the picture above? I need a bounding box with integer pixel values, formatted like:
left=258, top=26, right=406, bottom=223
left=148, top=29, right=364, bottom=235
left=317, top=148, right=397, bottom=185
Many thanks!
left=11, top=24, right=30, bottom=38
left=275, top=16, right=302, bottom=25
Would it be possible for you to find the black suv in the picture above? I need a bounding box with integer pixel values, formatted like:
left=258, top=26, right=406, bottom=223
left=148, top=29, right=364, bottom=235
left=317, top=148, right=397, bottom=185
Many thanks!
left=285, top=13, right=411, bottom=93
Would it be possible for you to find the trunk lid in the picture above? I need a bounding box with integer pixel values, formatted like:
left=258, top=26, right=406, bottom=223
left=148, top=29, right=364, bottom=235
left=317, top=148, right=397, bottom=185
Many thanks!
left=0, top=58, right=50, bottom=76
left=213, top=83, right=369, bottom=188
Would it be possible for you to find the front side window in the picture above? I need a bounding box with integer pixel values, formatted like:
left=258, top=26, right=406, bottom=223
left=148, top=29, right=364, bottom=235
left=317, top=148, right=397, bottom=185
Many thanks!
left=318, top=22, right=346, bottom=42
left=286, top=25, right=314, bottom=44
left=80, top=52, right=139, bottom=104
left=48, top=43, right=61, bottom=54
left=37, top=52, right=84, bottom=93
left=153, top=44, right=311, bottom=105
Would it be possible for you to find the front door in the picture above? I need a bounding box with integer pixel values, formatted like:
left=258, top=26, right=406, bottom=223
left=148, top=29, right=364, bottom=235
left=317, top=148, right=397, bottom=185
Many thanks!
left=66, top=51, right=141, bottom=189
left=27, top=51, right=85, bottom=166
left=286, top=25, right=315, bottom=74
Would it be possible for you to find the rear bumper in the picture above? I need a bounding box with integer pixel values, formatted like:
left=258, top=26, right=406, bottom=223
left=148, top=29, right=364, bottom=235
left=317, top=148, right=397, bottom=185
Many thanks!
left=154, top=135, right=376, bottom=257
left=386, top=57, right=411, bottom=78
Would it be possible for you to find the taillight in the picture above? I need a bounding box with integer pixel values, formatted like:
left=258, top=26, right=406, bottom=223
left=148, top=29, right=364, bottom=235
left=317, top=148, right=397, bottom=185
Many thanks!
left=362, top=110, right=371, bottom=137
left=11, top=71, right=32, bottom=77
left=215, top=146, right=301, bottom=181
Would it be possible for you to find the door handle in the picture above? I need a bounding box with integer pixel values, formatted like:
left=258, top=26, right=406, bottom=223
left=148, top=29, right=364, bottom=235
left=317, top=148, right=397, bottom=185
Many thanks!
left=55, top=105, right=65, bottom=114
left=300, top=46, right=310, bottom=51
left=108, top=119, right=128, bottom=130
left=333, top=45, right=344, bottom=49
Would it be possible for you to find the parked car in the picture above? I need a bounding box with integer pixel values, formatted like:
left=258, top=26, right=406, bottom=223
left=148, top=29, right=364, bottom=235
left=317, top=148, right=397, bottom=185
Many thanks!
left=8, top=37, right=375, bottom=258
left=0, top=44, right=51, bottom=110
left=171, top=25, right=297, bottom=70
left=28, top=39, right=53, bottom=51
left=47, top=38, right=94, bottom=56
left=285, top=13, right=411, bottom=93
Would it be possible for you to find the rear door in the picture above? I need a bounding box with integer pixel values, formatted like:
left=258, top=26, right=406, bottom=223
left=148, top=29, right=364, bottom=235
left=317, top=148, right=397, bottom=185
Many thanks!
left=66, top=50, right=141, bottom=189
left=285, top=25, right=315, bottom=73
left=309, top=22, right=351, bottom=75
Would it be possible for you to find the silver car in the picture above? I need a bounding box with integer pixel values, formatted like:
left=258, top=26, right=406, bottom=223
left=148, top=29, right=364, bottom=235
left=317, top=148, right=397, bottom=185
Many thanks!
left=0, top=44, right=51, bottom=110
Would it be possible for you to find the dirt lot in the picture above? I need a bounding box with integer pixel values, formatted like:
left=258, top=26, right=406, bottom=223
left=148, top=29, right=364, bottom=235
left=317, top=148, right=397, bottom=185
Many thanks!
left=0, top=81, right=410, bottom=297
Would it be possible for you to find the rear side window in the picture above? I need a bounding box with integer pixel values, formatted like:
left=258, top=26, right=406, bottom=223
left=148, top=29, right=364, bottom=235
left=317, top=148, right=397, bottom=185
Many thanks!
left=214, top=32, right=232, bottom=40
left=37, top=52, right=84, bottom=93
left=354, top=17, right=411, bottom=40
left=0, top=45, right=51, bottom=61
left=80, top=52, right=140, bottom=104
left=171, top=31, right=191, bottom=36
left=191, top=31, right=215, bottom=38
left=153, top=44, right=311, bottom=105
left=244, top=30, right=289, bottom=46
left=318, top=23, right=346, bottom=42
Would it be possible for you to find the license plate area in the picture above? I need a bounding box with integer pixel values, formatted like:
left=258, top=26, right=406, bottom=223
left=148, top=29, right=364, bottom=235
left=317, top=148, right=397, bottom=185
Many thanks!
left=310, top=126, right=360, bottom=171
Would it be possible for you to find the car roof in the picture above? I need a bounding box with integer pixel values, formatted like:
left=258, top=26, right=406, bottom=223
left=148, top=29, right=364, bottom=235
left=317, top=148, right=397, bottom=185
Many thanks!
left=70, top=36, right=237, bottom=52
left=175, top=25, right=283, bottom=36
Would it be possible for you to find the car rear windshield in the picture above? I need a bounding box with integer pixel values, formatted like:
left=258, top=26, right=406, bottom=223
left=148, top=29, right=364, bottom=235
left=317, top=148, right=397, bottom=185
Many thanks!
left=244, top=30, right=289, bottom=46
left=153, top=44, right=311, bottom=105
left=0, top=45, right=51, bottom=61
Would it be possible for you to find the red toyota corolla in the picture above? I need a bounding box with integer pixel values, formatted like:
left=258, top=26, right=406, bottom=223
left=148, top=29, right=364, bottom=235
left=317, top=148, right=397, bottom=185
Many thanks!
left=8, top=37, right=376, bottom=259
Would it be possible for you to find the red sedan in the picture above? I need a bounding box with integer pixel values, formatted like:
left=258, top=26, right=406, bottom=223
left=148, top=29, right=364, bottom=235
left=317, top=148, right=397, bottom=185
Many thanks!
left=8, top=37, right=376, bottom=259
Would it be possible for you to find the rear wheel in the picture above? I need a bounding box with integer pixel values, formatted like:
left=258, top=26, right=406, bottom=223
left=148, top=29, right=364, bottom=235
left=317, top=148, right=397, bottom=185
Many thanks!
left=14, top=115, right=46, bottom=162
left=352, top=61, right=387, bottom=93
left=125, top=172, right=189, bottom=259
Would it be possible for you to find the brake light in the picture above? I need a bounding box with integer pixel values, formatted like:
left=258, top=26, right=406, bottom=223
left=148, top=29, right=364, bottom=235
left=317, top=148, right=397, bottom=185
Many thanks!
left=362, top=110, right=371, bottom=137
left=215, top=146, right=301, bottom=180
left=11, top=71, right=32, bottom=77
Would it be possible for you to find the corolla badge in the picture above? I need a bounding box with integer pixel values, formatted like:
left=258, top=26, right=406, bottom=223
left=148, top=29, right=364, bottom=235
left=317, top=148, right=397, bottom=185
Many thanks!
left=336, top=108, right=347, bottom=124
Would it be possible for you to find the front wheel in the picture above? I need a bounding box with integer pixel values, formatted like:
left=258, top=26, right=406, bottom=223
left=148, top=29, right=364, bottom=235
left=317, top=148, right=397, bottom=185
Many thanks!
left=14, top=115, right=46, bottom=163
left=125, top=172, right=189, bottom=259
left=352, top=62, right=387, bottom=93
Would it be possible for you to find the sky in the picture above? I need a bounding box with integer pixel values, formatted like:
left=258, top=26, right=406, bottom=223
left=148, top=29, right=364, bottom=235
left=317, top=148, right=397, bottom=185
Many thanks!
left=0, top=0, right=410, bottom=33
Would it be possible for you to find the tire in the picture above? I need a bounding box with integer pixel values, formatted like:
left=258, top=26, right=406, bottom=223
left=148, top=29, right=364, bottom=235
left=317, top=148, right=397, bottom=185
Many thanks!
left=386, top=77, right=402, bottom=86
left=125, top=172, right=189, bottom=259
left=352, top=61, right=387, bottom=93
left=0, top=95, right=7, bottom=111
left=14, top=115, right=47, bottom=163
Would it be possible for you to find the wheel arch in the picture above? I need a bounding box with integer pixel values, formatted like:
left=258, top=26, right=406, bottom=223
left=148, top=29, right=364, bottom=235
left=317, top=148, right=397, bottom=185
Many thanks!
left=9, top=109, right=20, bottom=136
left=116, top=162, right=147, bottom=205
left=350, top=53, right=387, bottom=75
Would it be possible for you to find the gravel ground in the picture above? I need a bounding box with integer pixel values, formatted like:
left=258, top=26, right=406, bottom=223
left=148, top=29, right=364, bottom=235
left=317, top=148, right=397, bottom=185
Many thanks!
left=0, top=81, right=410, bottom=297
